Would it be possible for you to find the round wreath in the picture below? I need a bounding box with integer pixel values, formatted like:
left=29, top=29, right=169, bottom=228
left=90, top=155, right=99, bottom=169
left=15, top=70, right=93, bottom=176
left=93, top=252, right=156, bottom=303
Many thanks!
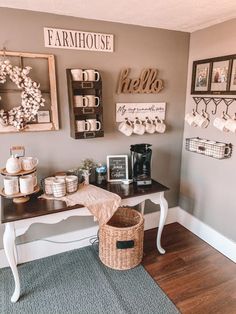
left=0, top=59, right=45, bottom=130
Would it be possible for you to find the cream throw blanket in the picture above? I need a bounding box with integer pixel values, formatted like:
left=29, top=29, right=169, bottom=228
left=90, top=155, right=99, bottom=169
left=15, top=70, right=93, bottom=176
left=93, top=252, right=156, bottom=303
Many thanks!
left=39, top=184, right=121, bottom=225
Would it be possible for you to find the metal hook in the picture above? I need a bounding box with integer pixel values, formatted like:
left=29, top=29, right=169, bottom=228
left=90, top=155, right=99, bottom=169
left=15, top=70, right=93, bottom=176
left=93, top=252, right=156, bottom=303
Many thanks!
left=212, top=98, right=223, bottom=115
left=222, top=98, right=234, bottom=116
left=193, top=97, right=202, bottom=113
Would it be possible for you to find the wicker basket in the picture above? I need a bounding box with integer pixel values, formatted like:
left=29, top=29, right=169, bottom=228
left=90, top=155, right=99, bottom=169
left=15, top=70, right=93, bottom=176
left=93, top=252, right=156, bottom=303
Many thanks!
left=99, top=207, right=144, bottom=270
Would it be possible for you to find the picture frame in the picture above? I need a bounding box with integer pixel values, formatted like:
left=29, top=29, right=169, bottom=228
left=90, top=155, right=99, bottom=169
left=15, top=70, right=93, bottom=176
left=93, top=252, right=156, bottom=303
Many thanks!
left=229, top=58, right=236, bottom=91
left=107, top=155, right=129, bottom=182
left=191, top=61, right=210, bottom=93
left=191, top=54, right=236, bottom=95
left=210, top=59, right=230, bottom=92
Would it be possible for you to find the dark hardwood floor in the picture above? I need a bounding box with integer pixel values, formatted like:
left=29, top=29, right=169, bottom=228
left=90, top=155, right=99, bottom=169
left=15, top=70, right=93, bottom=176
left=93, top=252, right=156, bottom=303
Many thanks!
left=142, top=223, right=236, bottom=314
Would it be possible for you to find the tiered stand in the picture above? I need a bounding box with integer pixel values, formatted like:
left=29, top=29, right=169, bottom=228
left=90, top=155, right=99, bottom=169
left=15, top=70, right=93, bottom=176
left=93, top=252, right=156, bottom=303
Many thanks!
left=0, top=168, right=40, bottom=203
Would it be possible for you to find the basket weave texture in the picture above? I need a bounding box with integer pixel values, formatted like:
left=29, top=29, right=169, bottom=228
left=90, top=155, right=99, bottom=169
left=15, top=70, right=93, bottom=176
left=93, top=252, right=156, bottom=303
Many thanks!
left=99, top=207, right=144, bottom=270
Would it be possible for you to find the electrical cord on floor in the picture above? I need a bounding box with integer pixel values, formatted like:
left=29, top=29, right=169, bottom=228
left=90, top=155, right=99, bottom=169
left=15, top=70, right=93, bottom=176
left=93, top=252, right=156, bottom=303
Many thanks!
left=41, top=235, right=97, bottom=244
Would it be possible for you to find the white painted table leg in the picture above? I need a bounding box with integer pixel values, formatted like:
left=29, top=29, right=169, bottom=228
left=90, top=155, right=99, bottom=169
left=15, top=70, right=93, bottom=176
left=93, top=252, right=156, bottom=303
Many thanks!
left=139, top=200, right=145, bottom=215
left=13, top=227, right=18, bottom=265
left=3, top=223, right=20, bottom=303
left=156, top=192, right=168, bottom=254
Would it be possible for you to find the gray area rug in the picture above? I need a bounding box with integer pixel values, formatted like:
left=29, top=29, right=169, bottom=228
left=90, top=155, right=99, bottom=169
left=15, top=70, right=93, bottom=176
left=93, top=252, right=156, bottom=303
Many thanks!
left=0, top=246, right=179, bottom=314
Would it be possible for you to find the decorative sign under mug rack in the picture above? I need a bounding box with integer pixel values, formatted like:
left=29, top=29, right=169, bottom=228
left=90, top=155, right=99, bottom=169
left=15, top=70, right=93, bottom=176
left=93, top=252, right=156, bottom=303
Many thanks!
left=116, top=102, right=166, bottom=122
left=185, top=137, right=232, bottom=159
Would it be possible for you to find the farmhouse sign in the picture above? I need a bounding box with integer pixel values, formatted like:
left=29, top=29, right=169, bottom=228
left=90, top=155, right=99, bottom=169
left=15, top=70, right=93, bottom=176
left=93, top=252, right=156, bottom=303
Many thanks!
left=116, top=103, right=166, bottom=122
left=117, top=68, right=164, bottom=94
left=44, top=27, right=114, bottom=52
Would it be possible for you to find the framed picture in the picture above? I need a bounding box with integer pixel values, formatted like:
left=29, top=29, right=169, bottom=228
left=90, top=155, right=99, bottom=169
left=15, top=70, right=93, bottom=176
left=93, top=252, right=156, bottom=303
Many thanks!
left=107, top=155, right=128, bottom=182
left=230, top=58, right=236, bottom=91
left=191, top=62, right=210, bottom=93
left=211, top=60, right=230, bottom=92
left=191, top=54, right=236, bottom=95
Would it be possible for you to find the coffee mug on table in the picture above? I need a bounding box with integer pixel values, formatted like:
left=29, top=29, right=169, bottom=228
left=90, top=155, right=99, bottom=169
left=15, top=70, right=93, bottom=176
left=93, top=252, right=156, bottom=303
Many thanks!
left=213, top=117, right=229, bottom=132
left=71, top=69, right=86, bottom=81
left=21, top=157, right=38, bottom=171
left=118, top=119, right=133, bottom=136
left=133, top=118, right=145, bottom=135
left=74, top=95, right=87, bottom=107
left=4, top=176, right=19, bottom=195
left=87, top=119, right=101, bottom=131
left=84, top=69, right=100, bottom=81
left=144, top=118, right=155, bottom=134
left=52, top=178, right=66, bottom=198
left=44, top=177, right=55, bottom=195
left=76, top=120, right=90, bottom=132
left=224, top=117, right=236, bottom=133
left=19, top=175, right=36, bottom=194
left=154, top=118, right=166, bottom=133
left=85, top=95, right=100, bottom=107
left=65, top=175, right=78, bottom=193
left=194, top=112, right=209, bottom=128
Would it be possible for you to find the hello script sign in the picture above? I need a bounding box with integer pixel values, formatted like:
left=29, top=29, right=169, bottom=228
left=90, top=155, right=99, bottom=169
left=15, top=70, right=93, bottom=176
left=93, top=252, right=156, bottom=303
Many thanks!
left=44, top=27, right=114, bottom=52
left=117, top=68, right=164, bottom=94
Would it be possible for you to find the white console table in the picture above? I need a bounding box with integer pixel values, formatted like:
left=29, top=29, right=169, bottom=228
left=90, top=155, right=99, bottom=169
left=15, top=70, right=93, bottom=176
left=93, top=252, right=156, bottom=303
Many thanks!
left=1, top=180, right=169, bottom=303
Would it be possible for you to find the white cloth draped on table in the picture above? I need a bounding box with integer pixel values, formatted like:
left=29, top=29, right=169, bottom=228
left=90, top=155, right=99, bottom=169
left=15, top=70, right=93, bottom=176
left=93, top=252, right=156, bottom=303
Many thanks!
left=39, top=184, right=121, bottom=225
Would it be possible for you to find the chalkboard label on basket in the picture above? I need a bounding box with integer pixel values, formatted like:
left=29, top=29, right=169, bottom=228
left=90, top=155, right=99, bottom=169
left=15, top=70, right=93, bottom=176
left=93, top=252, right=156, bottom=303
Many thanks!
left=107, top=155, right=128, bottom=182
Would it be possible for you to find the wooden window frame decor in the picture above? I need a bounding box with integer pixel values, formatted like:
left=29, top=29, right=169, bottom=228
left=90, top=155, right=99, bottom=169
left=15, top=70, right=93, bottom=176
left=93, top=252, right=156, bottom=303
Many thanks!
left=107, top=155, right=129, bottom=182
left=0, top=50, right=59, bottom=133
left=191, top=54, right=236, bottom=95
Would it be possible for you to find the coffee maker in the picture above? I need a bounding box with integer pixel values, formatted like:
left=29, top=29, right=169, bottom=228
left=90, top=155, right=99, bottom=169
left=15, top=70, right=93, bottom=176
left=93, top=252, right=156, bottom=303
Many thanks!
left=130, top=144, right=152, bottom=186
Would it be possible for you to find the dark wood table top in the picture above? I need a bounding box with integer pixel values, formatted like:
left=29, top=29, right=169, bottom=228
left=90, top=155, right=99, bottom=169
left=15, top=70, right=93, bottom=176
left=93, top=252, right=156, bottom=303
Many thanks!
left=1, top=180, right=169, bottom=224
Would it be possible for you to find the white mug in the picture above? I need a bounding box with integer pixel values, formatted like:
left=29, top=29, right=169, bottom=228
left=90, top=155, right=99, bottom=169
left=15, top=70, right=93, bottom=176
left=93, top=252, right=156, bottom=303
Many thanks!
left=74, top=95, right=87, bottom=107
left=133, top=118, right=145, bottom=135
left=194, top=112, right=209, bottom=128
left=19, top=175, right=36, bottom=194
left=85, top=95, right=100, bottom=107
left=145, top=118, right=155, bottom=134
left=224, top=118, right=236, bottom=133
left=84, top=69, right=100, bottom=81
left=213, top=117, right=229, bottom=132
left=52, top=179, right=66, bottom=198
left=154, top=118, right=166, bottom=133
left=185, top=112, right=197, bottom=127
left=44, top=177, right=55, bottom=195
left=21, top=157, right=38, bottom=171
left=4, top=176, right=19, bottom=195
left=87, top=119, right=101, bottom=131
left=71, top=69, right=86, bottom=81
left=76, top=120, right=90, bottom=132
left=118, top=119, right=133, bottom=136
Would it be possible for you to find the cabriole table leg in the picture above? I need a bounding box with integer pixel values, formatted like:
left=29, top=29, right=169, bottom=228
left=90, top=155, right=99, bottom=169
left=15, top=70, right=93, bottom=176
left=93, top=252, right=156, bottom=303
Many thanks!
left=3, top=223, right=20, bottom=303
left=156, top=192, right=168, bottom=254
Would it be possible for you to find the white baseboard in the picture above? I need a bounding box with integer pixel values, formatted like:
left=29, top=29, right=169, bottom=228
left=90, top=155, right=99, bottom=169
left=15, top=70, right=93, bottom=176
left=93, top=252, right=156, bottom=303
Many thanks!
left=176, top=207, right=236, bottom=263
left=0, top=206, right=235, bottom=268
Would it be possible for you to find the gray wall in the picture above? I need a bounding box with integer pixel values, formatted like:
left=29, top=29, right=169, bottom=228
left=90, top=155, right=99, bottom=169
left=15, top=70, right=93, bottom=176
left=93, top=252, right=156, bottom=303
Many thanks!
left=0, top=8, right=189, bottom=248
left=180, top=19, right=236, bottom=241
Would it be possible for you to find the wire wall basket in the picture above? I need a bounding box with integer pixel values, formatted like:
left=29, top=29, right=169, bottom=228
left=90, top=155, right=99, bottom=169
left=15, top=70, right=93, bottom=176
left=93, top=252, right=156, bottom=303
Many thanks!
left=185, top=137, right=232, bottom=159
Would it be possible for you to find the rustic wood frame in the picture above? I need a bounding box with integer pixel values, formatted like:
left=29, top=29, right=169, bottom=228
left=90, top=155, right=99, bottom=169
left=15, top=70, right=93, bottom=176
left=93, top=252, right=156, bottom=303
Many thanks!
left=191, top=54, right=236, bottom=95
left=0, top=50, right=59, bottom=133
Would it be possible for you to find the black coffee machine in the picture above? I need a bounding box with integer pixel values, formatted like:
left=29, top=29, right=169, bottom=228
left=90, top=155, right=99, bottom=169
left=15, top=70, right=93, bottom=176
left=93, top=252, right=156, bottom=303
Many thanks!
left=130, top=144, right=152, bottom=186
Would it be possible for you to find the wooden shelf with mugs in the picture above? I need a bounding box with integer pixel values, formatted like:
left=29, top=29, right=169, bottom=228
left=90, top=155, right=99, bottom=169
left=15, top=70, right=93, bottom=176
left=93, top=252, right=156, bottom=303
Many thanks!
left=66, top=68, right=104, bottom=139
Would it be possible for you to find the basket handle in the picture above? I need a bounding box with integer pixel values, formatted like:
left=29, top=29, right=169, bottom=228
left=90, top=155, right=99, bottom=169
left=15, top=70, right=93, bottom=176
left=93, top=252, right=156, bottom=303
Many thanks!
left=116, top=240, right=134, bottom=249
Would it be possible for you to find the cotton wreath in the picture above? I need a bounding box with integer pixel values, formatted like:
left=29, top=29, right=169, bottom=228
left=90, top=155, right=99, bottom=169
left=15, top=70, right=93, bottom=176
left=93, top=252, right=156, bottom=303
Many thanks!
left=0, top=59, right=45, bottom=130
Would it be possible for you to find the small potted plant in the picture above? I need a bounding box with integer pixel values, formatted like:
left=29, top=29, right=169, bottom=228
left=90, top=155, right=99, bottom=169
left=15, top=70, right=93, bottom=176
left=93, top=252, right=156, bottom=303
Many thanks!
left=79, top=159, right=97, bottom=185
